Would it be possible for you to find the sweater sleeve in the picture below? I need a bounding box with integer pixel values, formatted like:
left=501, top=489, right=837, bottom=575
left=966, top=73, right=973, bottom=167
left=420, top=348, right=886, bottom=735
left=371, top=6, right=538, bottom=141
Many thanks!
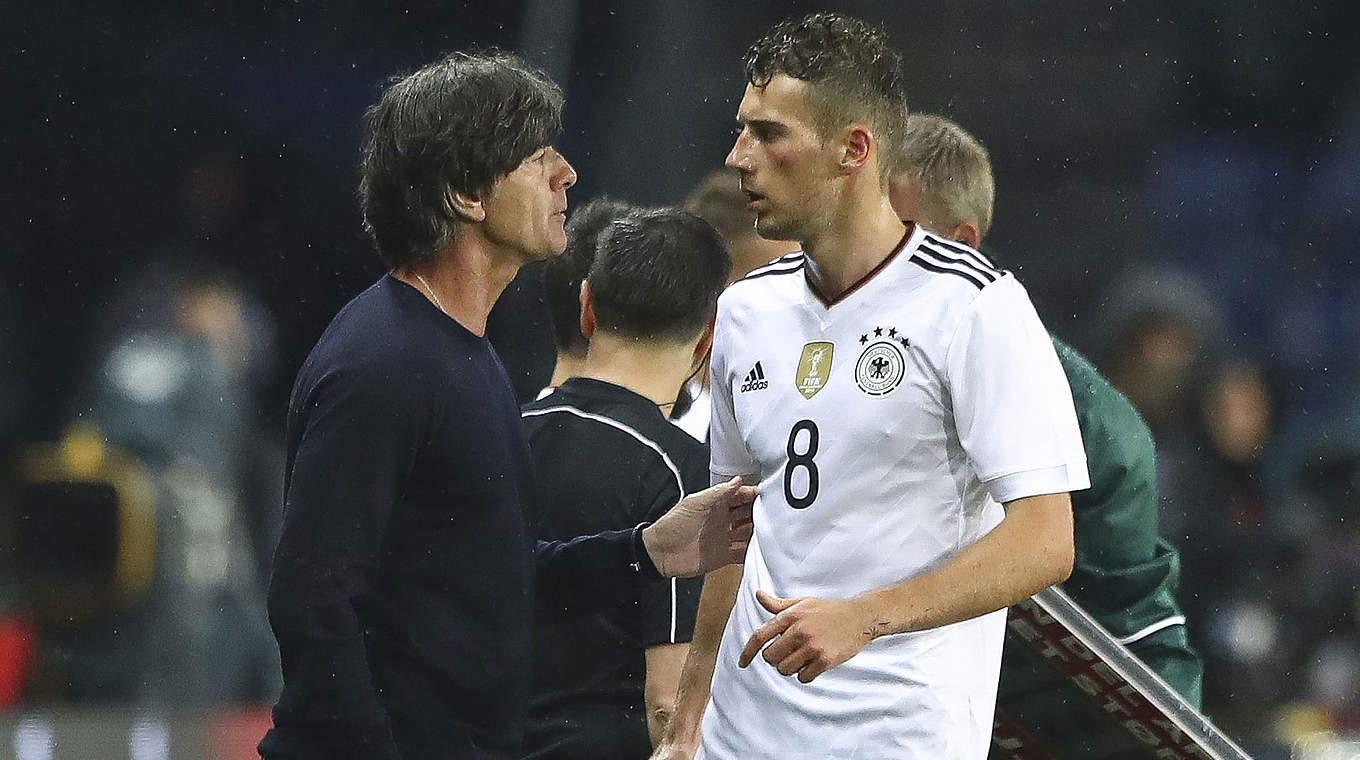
left=262, top=362, right=426, bottom=760
left=535, top=526, right=663, bottom=615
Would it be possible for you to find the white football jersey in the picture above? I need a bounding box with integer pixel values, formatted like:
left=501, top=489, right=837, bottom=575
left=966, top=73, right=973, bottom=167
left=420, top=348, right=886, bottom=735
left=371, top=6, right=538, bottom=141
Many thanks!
left=698, top=225, right=1089, bottom=760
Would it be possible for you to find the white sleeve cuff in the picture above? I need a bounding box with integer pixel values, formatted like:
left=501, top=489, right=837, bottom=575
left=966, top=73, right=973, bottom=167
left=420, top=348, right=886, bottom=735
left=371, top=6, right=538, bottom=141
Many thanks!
left=985, top=463, right=1090, bottom=505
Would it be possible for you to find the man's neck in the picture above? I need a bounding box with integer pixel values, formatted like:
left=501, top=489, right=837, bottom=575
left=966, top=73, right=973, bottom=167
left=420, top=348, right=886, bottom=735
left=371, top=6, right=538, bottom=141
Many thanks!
left=801, top=192, right=907, bottom=302
left=396, top=235, right=523, bottom=337
left=548, top=352, right=586, bottom=389
left=579, top=333, right=698, bottom=408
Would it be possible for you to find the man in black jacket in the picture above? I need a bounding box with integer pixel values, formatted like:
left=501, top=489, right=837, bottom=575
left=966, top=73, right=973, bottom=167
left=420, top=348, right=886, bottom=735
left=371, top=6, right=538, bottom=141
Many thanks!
left=258, top=51, right=755, bottom=760
left=523, top=208, right=730, bottom=758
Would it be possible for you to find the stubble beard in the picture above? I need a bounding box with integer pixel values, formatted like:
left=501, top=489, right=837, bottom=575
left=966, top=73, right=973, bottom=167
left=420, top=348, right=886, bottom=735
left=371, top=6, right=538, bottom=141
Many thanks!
left=754, top=211, right=801, bottom=245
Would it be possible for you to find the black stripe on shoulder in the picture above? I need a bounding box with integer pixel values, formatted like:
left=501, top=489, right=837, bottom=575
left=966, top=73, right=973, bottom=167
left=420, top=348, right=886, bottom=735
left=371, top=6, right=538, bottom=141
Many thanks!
left=908, top=253, right=987, bottom=289
left=737, top=258, right=805, bottom=283
left=914, top=243, right=997, bottom=284
left=922, top=233, right=1001, bottom=274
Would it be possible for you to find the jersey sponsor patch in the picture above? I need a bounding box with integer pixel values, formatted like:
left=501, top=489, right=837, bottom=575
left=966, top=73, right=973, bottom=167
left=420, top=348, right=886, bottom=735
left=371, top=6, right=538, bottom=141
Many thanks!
left=855, top=326, right=908, bottom=397
left=794, top=342, right=834, bottom=400
left=739, top=361, right=769, bottom=393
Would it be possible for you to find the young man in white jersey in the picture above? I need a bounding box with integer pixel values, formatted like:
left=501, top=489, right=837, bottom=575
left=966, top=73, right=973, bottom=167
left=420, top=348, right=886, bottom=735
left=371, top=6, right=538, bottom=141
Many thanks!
left=652, top=13, right=1089, bottom=760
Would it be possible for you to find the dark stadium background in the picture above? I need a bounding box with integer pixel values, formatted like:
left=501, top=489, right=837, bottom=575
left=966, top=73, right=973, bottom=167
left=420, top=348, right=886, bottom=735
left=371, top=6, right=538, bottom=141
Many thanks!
left=3, top=1, right=1358, bottom=758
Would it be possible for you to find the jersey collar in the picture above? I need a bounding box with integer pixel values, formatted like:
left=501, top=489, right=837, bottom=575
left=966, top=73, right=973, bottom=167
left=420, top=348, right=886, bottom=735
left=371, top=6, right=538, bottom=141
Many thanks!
left=804, top=222, right=916, bottom=309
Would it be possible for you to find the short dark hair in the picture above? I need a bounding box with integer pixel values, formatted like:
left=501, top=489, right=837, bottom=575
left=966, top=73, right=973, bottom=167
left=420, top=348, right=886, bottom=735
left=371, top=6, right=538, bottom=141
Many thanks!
left=588, top=209, right=731, bottom=343
left=358, top=50, right=564, bottom=269
left=744, top=12, right=907, bottom=180
left=543, top=197, right=634, bottom=355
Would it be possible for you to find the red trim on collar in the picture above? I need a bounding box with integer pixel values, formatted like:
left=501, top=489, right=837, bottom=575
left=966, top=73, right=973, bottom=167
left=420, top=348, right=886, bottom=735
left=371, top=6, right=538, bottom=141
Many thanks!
left=806, top=222, right=915, bottom=308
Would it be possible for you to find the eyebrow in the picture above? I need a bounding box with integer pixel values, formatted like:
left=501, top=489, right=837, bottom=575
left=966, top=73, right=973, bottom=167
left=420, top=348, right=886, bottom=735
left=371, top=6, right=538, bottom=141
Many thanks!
left=736, top=118, right=786, bottom=135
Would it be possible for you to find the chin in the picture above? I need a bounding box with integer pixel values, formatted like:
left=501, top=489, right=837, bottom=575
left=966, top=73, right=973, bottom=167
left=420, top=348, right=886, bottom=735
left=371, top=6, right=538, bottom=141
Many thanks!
left=530, top=239, right=567, bottom=261
left=755, top=217, right=796, bottom=242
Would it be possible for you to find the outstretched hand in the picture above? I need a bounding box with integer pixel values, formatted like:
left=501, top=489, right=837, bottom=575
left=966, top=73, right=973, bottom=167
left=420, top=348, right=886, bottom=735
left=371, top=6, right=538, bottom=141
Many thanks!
left=642, top=477, right=756, bottom=578
left=738, top=589, right=884, bottom=683
left=648, top=742, right=698, bottom=760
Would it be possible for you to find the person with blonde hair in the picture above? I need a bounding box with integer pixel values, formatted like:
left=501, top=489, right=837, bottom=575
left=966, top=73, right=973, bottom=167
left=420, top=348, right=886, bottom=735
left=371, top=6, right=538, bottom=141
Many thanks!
left=889, top=111, right=1203, bottom=707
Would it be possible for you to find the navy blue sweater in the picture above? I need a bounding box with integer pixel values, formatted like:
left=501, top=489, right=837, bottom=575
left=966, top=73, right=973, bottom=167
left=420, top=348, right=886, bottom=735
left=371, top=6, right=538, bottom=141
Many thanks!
left=260, top=275, right=658, bottom=760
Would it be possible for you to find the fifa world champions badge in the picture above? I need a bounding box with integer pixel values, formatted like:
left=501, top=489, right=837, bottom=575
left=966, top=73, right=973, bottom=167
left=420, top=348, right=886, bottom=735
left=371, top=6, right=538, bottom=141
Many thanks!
left=795, top=342, right=834, bottom=400
left=855, top=326, right=908, bottom=397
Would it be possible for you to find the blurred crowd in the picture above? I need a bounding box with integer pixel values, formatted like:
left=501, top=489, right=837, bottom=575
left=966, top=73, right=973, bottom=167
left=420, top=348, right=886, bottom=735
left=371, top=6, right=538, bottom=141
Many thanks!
left=5, top=2, right=1358, bottom=758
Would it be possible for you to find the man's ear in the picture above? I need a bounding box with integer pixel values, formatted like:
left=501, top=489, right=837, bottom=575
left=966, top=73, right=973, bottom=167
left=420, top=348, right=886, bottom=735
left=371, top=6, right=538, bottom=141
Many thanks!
left=839, top=125, right=874, bottom=174
left=448, top=189, right=487, bottom=223
left=949, top=221, right=982, bottom=250
left=578, top=280, right=596, bottom=340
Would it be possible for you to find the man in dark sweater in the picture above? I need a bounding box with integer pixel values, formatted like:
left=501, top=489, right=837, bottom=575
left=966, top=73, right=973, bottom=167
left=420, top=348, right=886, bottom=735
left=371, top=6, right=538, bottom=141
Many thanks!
left=258, top=52, right=755, bottom=760
left=522, top=208, right=730, bottom=758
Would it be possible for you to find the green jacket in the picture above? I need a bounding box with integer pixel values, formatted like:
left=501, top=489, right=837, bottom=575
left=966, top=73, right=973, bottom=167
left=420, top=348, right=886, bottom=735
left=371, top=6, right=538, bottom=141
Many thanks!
left=1051, top=337, right=1204, bottom=708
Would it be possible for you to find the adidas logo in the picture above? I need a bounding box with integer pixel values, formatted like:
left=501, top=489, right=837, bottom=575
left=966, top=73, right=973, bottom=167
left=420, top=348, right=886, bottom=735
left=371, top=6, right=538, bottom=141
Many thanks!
left=740, top=361, right=769, bottom=393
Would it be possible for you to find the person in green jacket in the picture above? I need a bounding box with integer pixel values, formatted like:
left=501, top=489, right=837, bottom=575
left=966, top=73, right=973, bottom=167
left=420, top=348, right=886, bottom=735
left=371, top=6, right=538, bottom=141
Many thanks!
left=887, top=111, right=1203, bottom=707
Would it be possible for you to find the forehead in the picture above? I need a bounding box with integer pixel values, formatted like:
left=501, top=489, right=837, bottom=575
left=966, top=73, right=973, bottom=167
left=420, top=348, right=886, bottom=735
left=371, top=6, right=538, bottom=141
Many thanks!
left=736, top=74, right=815, bottom=128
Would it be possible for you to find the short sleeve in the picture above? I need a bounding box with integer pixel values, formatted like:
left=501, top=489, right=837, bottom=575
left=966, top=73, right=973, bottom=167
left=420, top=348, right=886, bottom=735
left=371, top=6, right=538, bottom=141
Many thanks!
left=636, top=442, right=710, bottom=647
left=708, top=305, right=759, bottom=479
left=944, top=276, right=1089, bottom=504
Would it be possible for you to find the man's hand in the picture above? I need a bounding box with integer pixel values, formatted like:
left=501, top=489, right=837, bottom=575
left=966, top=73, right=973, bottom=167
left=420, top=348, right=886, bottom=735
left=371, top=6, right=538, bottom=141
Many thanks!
left=648, top=741, right=699, bottom=760
left=642, top=477, right=756, bottom=578
left=738, top=590, right=886, bottom=683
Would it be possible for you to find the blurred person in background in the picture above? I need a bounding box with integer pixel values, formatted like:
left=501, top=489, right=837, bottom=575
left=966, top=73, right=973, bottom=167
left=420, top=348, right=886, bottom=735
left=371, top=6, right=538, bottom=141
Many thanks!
left=259, top=50, right=754, bottom=760
left=672, top=171, right=799, bottom=441
left=1173, top=357, right=1308, bottom=743
left=538, top=197, right=634, bottom=398
left=1266, top=386, right=1360, bottom=737
left=1170, top=352, right=1360, bottom=749
left=1093, top=267, right=1225, bottom=488
left=30, top=257, right=284, bottom=707
left=521, top=207, right=730, bottom=758
left=886, top=112, right=1203, bottom=705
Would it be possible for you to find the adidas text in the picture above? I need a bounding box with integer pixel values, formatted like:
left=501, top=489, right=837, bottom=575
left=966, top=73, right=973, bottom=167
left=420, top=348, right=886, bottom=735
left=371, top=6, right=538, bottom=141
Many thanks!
left=740, top=362, right=769, bottom=392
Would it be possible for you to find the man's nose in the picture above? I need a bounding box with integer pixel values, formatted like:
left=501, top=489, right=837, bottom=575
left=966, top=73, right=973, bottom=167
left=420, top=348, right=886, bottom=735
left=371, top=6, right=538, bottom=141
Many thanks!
left=725, top=132, right=752, bottom=171
left=554, top=149, right=577, bottom=189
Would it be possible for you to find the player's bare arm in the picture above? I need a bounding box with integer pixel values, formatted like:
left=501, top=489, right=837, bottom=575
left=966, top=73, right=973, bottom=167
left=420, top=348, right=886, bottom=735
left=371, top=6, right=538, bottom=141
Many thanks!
left=739, top=491, right=1074, bottom=683
left=650, top=562, right=744, bottom=760
left=643, top=642, right=689, bottom=747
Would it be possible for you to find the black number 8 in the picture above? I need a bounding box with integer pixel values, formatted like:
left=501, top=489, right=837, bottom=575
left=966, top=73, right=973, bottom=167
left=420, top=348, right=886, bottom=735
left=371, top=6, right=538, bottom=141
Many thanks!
left=784, top=419, right=819, bottom=509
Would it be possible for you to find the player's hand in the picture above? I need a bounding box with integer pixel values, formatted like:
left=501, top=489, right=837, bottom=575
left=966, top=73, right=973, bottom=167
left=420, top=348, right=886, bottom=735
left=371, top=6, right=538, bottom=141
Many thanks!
left=648, top=741, right=698, bottom=760
left=738, top=589, right=883, bottom=683
left=642, top=477, right=756, bottom=578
